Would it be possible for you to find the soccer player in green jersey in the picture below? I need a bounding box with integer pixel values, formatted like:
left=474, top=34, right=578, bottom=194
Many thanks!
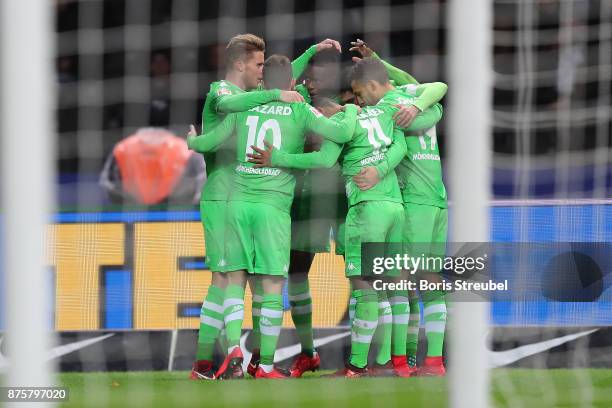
left=278, top=51, right=415, bottom=377
left=188, top=55, right=358, bottom=379
left=350, top=50, right=449, bottom=377
left=248, top=79, right=442, bottom=378
left=283, top=50, right=345, bottom=378
left=191, top=33, right=343, bottom=380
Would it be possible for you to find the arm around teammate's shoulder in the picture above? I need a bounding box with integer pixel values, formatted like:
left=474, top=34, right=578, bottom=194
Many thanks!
left=302, top=103, right=358, bottom=144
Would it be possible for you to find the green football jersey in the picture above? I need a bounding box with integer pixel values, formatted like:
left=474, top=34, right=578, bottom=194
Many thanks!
left=270, top=102, right=444, bottom=207
left=379, top=85, right=448, bottom=208
left=188, top=101, right=357, bottom=212
left=200, top=80, right=284, bottom=201
left=197, top=43, right=320, bottom=202
left=336, top=106, right=405, bottom=206
left=200, top=80, right=241, bottom=202
left=295, top=84, right=312, bottom=104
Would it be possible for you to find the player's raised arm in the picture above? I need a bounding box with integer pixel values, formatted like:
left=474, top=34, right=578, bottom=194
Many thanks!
left=349, top=38, right=419, bottom=86
left=187, top=114, right=236, bottom=153
left=374, top=53, right=420, bottom=86
left=399, top=82, right=448, bottom=111
left=291, top=38, right=342, bottom=79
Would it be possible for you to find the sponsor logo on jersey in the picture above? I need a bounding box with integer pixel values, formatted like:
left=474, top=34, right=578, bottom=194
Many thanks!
left=360, top=152, right=385, bottom=166
left=250, top=105, right=293, bottom=115
left=236, top=164, right=281, bottom=176
left=412, top=153, right=440, bottom=161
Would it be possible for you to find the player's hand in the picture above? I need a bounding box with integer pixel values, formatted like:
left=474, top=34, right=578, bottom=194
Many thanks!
left=393, top=104, right=420, bottom=128
left=316, top=38, right=342, bottom=53
left=279, top=90, right=305, bottom=103
left=247, top=140, right=273, bottom=168
left=349, top=38, right=374, bottom=62
left=353, top=167, right=380, bottom=190
left=187, top=124, right=198, bottom=137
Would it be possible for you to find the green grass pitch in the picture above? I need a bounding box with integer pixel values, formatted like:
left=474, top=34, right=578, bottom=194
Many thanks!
left=58, top=369, right=612, bottom=408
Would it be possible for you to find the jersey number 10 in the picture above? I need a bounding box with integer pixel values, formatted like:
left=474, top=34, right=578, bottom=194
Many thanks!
left=245, top=116, right=282, bottom=161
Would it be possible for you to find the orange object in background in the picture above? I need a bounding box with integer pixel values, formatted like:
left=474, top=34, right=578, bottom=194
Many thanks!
left=114, top=129, right=190, bottom=205
left=101, top=128, right=205, bottom=205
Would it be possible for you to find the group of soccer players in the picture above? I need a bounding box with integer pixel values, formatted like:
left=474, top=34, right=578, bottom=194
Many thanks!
left=187, top=33, right=448, bottom=380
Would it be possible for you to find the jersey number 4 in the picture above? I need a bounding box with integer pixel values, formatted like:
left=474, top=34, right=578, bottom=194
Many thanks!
left=245, top=116, right=282, bottom=161
left=359, top=117, right=392, bottom=155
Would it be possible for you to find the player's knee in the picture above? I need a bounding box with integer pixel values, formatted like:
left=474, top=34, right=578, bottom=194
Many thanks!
left=211, top=272, right=228, bottom=288
left=262, top=276, right=286, bottom=295
left=289, top=271, right=308, bottom=284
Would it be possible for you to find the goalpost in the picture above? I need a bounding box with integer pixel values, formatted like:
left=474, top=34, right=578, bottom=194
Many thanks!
left=6, top=0, right=612, bottom=406
left=1, top=0, right=55, bottom=403
left=447, top=0, right=492, bottom=407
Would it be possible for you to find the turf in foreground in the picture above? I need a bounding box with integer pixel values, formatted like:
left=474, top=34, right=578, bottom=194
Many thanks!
left=58, top=369, right=612, bottom=408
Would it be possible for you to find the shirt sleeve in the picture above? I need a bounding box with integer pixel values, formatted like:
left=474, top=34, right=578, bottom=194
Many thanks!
left=372, top=127, right=408, bottom=179
left=291, top=45, right=318, bottom=79
left=271, top=138, right=343, bottom=169
left=187, top=114, right=236, bottom=153
left=295, top=84, right=311, bottom=103
left=215, top=89, right=282, bottom=113
left=303, top=104, right=358, bottom=144
left=372, top=52, right=420, bottom=86
left=398, top=103, right=444, bottom=132
left=408, top=82, right=448, bottom=112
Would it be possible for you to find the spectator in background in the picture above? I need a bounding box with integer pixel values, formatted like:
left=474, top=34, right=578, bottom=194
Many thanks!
left=150, top=51, right=171, bottom=127
left=100, top=127, right=205, bottom=205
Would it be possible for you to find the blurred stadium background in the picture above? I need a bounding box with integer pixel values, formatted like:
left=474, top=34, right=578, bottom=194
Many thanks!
left=1, top=0, right=612, bottom=407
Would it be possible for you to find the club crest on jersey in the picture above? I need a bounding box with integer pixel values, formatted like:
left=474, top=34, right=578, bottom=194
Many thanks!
left=309, top=107, right=323, bottom=118
left=217, top=87, right=232, bottom=96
